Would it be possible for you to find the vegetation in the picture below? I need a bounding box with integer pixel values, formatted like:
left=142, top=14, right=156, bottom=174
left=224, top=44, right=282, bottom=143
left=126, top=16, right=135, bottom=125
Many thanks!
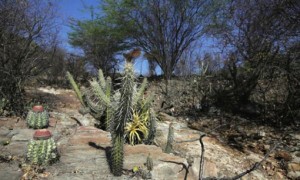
left=26, top=110, right=49, bottom=129
left=0, top=0, right=299, bottom=178
left=67, top=49, right=157, bottom=176
left=27, top=138, right=58, bottom=165
left=0, top=0, right=59, bottom=115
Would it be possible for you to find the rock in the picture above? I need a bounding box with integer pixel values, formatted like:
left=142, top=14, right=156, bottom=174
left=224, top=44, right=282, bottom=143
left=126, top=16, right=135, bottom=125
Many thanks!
left=287, top=162, right=300, bottom=179
left=263, top=144, right=270, bottom=151
left=293, top=134, right=300, bottom=141
left=191, top=159, right=218, bottom=178
left=275, top=151, right=292, bottom=162
left=124, top=144, right=193, bottom=180
left=0, top=166, right=22, bottom=180
left=288, top=162, right=300, bottom=172
left=79, top=113, right=96, bottom=126
left=273, top=172, right=284, bottom=179
left=4, top=141, right=27, bottom=156
left=287, top=171, right=300, bottom=179
left=158, top=112, right=177, bottom=122
left=49, top=118, right=57, bottom=127
left=0, top=126, right=10, bottom=136
left=11, top=129, right=35, bottom=141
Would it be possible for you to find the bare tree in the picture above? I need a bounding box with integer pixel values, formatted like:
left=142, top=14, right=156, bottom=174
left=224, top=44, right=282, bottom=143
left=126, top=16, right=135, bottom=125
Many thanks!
left=102, top=0, right=221, bottom=81
left=0, top=0, right=59, bottom=114
left=209, top=0, right=299, bottom=116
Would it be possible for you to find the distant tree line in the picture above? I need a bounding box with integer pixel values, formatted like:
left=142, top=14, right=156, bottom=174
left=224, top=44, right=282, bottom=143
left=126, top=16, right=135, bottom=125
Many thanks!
left=0, top=0, right=299, bottom=125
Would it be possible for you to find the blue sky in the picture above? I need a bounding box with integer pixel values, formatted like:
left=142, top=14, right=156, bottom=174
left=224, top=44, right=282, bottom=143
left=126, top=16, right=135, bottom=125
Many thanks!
left=57, top=0, right=151, bottom=75
left=57, top=0, right=99, bottom=54
left=56, top=0, right=220, bottom=75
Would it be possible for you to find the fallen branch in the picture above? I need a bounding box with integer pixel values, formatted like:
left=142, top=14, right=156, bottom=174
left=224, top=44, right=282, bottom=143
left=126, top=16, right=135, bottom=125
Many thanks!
left=223, top=142, right=280, bottom=180
left=199, top=134, right=206, bottom=180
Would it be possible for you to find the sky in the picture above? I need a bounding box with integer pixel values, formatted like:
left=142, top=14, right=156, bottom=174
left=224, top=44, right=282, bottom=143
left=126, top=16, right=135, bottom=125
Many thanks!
left=57, top=0, right=151, bottom=75
left=56, top=0, right=220, bottom=76
left=57, top=0, right=99, bottom=54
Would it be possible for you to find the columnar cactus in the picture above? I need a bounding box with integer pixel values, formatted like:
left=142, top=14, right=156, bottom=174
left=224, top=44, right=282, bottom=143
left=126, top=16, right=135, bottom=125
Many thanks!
left=67, top=49, right=157, bottom=176
left=26, top=129, right=58, bottom=165
left=26, top=105, right=49, bottom=129
left=164, top=123, right=174, bottom=153
left=111, top=50, right=137, bottom=176
left=146, top=154, right=153, bottom=171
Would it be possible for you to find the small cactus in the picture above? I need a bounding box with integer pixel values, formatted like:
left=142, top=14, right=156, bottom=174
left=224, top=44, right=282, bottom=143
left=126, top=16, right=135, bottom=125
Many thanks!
left=26, top=129, right=58, bottom=165
left=145, top=154, right=153, bottom=171
left=164, top=123, right=174, bottom=153
left=26, top=105, right=49, bottom=129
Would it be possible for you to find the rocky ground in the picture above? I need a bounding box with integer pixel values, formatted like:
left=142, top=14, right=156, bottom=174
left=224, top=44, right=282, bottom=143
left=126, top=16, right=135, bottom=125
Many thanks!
left=0, top=87, right=299, bottom=179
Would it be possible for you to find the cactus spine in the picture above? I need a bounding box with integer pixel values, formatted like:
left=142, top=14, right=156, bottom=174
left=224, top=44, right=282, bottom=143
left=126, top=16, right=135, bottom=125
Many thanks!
left=111, top=55, right=135, bottom=176
left=27, top=138, right=58, bottom=165
left=26, top=109, right=49, bottom=129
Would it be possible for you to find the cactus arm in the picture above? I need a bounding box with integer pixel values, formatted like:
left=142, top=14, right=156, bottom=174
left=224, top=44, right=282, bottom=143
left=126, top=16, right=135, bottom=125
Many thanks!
left=98, top=69, right=106, bottom=89
left=89, top=79, right=111, bottom=107
left=66, top=71, right=85, bottom=107
left=133, top=78, right=147, bottom=107
left=105, top=77, right=112, bottom=130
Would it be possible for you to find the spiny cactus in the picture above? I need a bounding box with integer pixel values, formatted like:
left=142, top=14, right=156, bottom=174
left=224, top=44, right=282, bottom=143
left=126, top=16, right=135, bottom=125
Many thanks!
left=66, top=72, right=85, bottom=107
left=0, top=98, right=8, bottom=115
left=146, top=153, right=153, bottom=171
left=144, top=109, right=157, bottom=145
left=27, top=138, right=58, bottom=165
left=26, top=106, right=49, bottom=129
left=164, top=123, right=174, bottom=153
left=67, top=49, right=157, bottom=176
left=111, top=53, right=136, bottom=176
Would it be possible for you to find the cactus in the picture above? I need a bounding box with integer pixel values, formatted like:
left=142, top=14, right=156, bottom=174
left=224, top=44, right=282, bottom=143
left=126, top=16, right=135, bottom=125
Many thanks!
left=0, top=98, right=8, bottom=115
left=111, top=53, right=136, bottom=176
left=144, top=109, right=157, bottom=145
left=27, top=130, right=58, bottom=165
left=66, top=72, right=85, bottom=107
left=164, top=123, right=174, bottom=153
left=67, top=49, right=157, bottom=176
left=146, top=153, right=153, bottom=171
left=26, top=106, right=49, bottom=129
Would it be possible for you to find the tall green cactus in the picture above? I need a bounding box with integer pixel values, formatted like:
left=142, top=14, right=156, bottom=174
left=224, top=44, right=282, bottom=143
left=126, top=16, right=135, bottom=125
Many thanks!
left=111, top=57, right=135, bottom=176
left=164, top=123, right=174, bottom=153
left=67, top=49, right=157, bottom=176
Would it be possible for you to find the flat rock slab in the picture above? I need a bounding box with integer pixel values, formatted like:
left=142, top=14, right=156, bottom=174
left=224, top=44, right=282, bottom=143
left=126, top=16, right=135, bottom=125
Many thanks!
left=47, top=126, right=195, bottom=179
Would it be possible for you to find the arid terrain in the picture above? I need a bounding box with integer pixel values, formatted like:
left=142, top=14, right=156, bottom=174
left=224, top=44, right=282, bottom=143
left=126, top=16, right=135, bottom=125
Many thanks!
left=0, top=86, right=299, bottom=179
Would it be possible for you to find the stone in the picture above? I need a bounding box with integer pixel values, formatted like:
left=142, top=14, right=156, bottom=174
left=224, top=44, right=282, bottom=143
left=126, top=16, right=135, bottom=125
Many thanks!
left=273, top=172, right=284, bottom=179
left=11, top=129, right=35, bottom=142
left=0, top=126, right=10, bottom=136
left=158, top=112, right=177, bottom=122
left=0, top=167, right=22, bottom=180
left=275, top=151, right=292, bottom=162
left=287, top=171, right=300, bottom=179
left=288, top=162, right=300, bottom=172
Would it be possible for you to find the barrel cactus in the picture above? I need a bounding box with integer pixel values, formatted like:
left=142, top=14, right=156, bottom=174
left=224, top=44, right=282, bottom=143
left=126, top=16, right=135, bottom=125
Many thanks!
left=26, top=105, right=49, bottom=129
left=26, top=129, right=58, bottom=165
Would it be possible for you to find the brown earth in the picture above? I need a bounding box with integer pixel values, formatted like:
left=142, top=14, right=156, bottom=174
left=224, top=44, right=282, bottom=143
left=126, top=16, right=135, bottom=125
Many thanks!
left=0, top=87, right=299, bottom=179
